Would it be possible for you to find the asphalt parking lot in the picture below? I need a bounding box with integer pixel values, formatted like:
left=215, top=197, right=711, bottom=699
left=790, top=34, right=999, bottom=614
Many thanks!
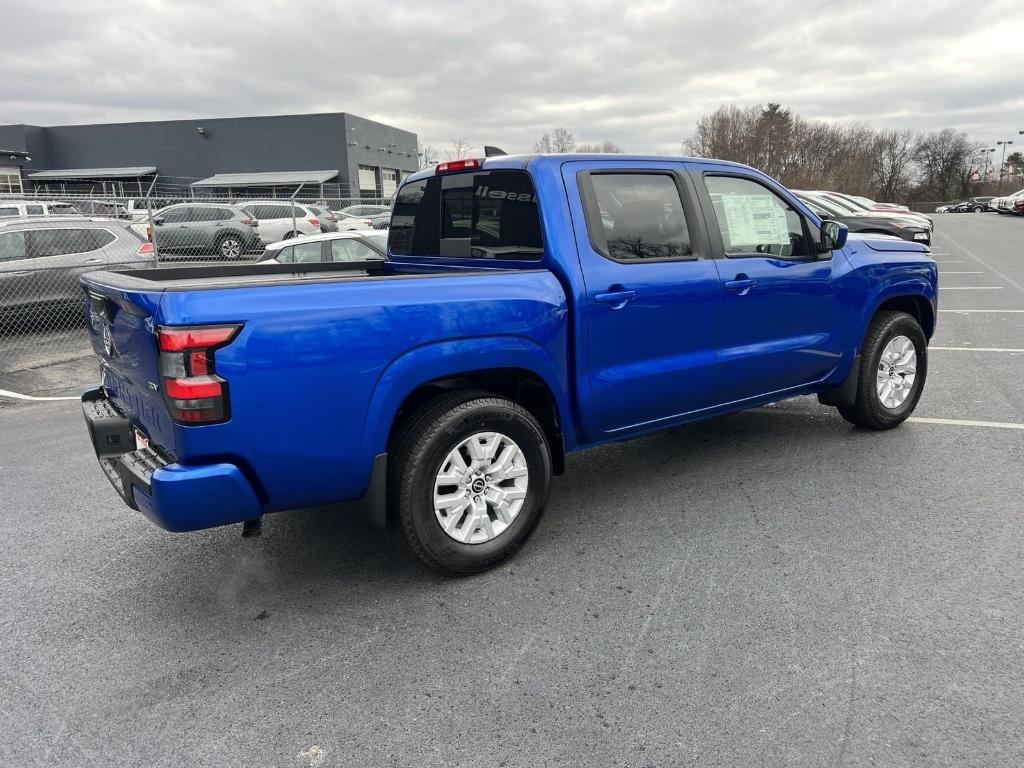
left=2, top=213, right=1023, bottom=767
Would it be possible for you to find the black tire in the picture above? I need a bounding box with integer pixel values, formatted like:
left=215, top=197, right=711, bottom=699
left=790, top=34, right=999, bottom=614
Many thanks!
left=216, top=233, right=243, bottom=260
left=282, top=230, right=300, bottom=240
left=390, top=391, right=552, bottom=575
left=973, top=206, right=983, bottom=213
left=839, top=311, right=927, bottom=430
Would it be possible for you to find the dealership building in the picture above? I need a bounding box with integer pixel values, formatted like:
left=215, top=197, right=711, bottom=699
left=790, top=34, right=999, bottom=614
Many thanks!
left=0, top=112, right=419, bottom=200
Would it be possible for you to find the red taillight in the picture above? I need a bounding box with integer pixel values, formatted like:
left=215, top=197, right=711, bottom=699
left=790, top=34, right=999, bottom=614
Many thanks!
left=158, top=325, right=239, bottom=352
left=241, top=217, right=258, bottom=227
left=308, top=217, right=319, bottom=226
left=156, top=324, right=241, bottom=424
left=137, top=241, right=155, bottom=255
left=435, top=158, right=482, bottom=173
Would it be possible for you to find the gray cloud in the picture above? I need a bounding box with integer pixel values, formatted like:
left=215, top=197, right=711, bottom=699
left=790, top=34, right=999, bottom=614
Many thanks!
left=1, top=0, right=1022, bottom=155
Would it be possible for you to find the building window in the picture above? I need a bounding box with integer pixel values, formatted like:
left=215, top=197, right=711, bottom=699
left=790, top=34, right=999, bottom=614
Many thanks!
left=381, top=169, right=398, bottom=198
left=0, top=170, right=23, bottom=195
left=358, top=165, right=378, bottom=197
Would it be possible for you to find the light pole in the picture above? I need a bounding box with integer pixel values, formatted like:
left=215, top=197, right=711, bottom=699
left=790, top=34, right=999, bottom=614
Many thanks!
left=996, top=139, right=1014, bottom=194
left=978, top=148, right=996, bottom=184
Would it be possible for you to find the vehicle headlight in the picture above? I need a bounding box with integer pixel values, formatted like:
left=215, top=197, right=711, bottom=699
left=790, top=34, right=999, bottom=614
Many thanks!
left=912, top=232, right=929, bottom=240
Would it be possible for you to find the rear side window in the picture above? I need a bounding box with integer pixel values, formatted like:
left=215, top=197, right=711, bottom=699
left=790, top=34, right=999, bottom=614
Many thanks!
left=93, top=229, right=117, bottom=248
left=584, top=173, right=692, bottom=261
left=0, top=206, right=19, bottom=217
left=0, top=231, right=27, bottom=260
left=49, top=203, right=79, bottom=215
left=29, top=228, right=100, bottom=257
left=389, top=170, right=542, bottom=260
left=289, top=241, right=323, bottom=264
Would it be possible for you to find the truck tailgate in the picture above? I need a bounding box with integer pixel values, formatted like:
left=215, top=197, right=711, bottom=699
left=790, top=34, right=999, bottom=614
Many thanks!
left=81, top=277, right=175, bottom=455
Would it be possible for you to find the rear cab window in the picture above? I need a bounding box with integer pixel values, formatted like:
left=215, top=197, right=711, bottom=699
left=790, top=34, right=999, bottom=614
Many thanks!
left=389, top=169, right=543, bottom=260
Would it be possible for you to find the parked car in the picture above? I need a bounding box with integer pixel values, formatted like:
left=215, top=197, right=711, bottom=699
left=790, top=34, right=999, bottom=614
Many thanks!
left=80, top=153, right=937, bottom=574
left=949, top=197, right=994, bottom=213
left=74, top=200, right=133, bottom=220
left=148, top=203, right=263, bottom=259
left=825, top=192, right=911, bottom=213
left=258, top=230, right=388, bottom=264
left=995, top=190, right=1024, bottom=213
left=305, top=204, right=339, bottom=233
left=0, top=200, right=81, bottom=218
left=815, top=191, right=933, bottom=229
left=795, top=192, right=931, bottom=245
left=335, top=204, right=390, bottom=231
left=935, top=204, right=951, bottom=213
left=236, top=200, right=321, bottom=244
left=0, top=216, right=150, bottom=316
left=1013, top=198, right=1024, bottom=215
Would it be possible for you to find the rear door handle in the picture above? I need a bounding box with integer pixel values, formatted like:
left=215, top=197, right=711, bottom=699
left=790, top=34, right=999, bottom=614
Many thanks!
left=85, top=257, right=103, bottom=264
left=595, top=289, right=637, bottom=308
left=725, top=278, right=756, bottom=293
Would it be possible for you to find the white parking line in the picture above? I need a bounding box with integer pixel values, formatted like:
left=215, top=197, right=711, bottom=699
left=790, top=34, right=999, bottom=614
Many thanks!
left=0, top=388, right=79, bottom=402
left=908, top=417, right=1024, bottom=431
left=934, top=231, right=1024, bottom=294
left=938, top=271, right=983, bottom=274
left=938, top=286, right=1002, bottom=290
left=939, top=309, right=1024, bottom=313
left=930, top=346, right=1024, bottom=352
left=933, top=260, right=963, bottom=264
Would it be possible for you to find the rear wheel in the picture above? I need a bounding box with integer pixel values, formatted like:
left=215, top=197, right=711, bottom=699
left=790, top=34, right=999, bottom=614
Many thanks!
left=217, top=234, right=243, bottom=259
left=973, top=206, right=983, bottom=213
left=390, top=392, right=552, bottom=575
left=839, top=311, right=927, bottom=429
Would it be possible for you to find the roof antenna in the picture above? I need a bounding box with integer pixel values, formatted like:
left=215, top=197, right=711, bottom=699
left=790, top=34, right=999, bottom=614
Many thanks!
left=483, top=145, right=508, bottom=157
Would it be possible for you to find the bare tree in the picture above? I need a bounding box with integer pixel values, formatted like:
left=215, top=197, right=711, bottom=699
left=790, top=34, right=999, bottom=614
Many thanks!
left=872, top=129, right=917, bottom=202
left=915, top=129, right=974, bottom=200
left=535, top=128, right=576, bottom=153
left=576, top=140, right=624, bottom=153
left=418, top=143, right=439, bottom=169
left=446, top=137, right=470, bottom=160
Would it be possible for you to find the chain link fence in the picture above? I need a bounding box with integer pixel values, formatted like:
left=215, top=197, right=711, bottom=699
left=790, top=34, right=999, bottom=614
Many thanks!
left=0, top=193, right=393, bottom=384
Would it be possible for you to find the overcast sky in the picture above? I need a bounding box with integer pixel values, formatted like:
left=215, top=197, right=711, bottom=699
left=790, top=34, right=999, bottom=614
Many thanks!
left=2, top=0, right=1022, bottom=157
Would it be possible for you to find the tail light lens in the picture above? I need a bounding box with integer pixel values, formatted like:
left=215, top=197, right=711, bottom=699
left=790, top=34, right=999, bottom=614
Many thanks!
left=436, top=158, right=482, bottom=173
left=137, top=241, right=155, bottom=256
left=241, top=217, right=258, bottom=227
left=156, top=324, right=241, bottom=424
left=308, top=217, right=319, bottom=226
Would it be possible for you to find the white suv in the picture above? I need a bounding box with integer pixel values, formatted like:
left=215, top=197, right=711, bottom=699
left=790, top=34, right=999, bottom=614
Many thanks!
left=238, top=201, right=322, bottom=243
left=0, top=200, right=81, bottom=218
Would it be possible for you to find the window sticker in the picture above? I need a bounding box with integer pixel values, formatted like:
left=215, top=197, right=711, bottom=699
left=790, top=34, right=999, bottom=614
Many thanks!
left=719, top=194, right=790, bottom=248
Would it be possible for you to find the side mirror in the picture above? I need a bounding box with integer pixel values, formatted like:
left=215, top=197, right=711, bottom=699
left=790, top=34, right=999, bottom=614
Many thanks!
left=152, top=216, right=165, bottom=226
left=818, top=219, right=848, bottom=253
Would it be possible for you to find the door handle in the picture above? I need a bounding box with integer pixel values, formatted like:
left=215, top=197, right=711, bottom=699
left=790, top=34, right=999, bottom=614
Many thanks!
left=725, top=278, right=756, bottom=294
left=595, top=289, right=637, bottom=308
left=85, top=258, right=103, bottom=263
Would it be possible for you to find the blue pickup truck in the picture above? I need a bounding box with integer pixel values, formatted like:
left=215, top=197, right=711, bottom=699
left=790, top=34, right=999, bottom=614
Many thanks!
left=80, top=154, right=937, bottom=573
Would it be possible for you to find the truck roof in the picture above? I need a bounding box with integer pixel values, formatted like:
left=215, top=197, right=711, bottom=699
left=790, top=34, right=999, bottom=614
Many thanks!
left=402, top=153, right=752, bottom=185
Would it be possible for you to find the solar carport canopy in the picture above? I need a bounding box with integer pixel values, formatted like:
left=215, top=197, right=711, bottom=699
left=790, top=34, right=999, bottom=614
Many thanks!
left=191, top=170, right=338, bottom=187
left=27, top=166, right=157, bottom=180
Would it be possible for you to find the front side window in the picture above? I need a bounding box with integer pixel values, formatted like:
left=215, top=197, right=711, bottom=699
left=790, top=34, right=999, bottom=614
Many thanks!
left=331, top=239, right=378, bottom=262
left=0, top=206, right=19, bottom=218
left=389, top=170, right=542, bottom=260
left=160, top=207, right=188, bottom=223
left=585, top=173, right=692, bottom=261
left=704, top=175, right=812, bottom=259
left=0, top=231, right=27, bottom=260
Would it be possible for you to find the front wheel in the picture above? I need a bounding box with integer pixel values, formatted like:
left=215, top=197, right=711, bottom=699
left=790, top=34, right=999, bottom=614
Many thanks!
left=839, top=311, right=927, bottom=429
left=973, top=206, right=983, bottom=213
left=391, top=392, right=552, bottom=575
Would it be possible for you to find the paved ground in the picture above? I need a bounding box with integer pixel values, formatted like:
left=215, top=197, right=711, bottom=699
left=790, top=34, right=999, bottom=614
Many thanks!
left=2, top=213, right=1023, bottom=767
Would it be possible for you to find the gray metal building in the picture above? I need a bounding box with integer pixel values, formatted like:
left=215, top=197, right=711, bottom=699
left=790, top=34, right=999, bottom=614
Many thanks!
left=0, top=112, right=419, bottom=199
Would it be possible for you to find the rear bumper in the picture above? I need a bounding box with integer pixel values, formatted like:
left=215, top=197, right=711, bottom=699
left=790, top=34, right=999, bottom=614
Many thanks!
left=81, top=387, right=262, bottom=532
